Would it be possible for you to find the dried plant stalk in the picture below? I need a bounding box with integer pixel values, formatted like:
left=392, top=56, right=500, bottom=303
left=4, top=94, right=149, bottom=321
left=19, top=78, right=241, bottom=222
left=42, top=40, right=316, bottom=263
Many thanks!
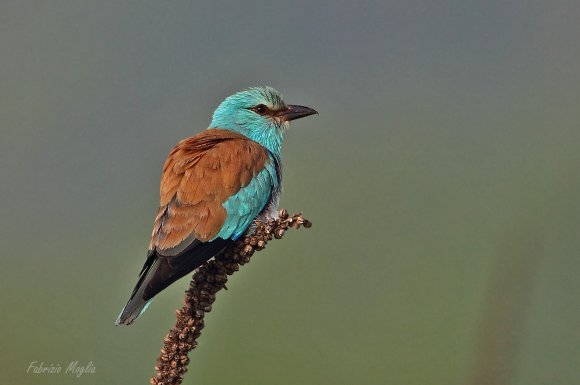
left=150, top=209, right=311, bottom=385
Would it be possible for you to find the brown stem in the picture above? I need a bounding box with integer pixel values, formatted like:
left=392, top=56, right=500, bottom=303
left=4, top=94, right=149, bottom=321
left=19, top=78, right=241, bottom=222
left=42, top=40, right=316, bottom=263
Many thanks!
left=150, top=209, right=311, bottom=385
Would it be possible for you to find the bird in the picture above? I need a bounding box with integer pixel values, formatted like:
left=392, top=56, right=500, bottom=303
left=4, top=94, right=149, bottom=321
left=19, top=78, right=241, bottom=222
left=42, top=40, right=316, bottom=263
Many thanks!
left=115, top=86, right=317, bottom=325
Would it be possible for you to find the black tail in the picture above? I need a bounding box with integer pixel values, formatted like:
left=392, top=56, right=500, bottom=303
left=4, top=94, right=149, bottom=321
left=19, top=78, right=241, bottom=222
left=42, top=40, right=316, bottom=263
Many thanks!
left=115, top=238, right=232, bottom=325
left=115, top=254, right=159, bottom=325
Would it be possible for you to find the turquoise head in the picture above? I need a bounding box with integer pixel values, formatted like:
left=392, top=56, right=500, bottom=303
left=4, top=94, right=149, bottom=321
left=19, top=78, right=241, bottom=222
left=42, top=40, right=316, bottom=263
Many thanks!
left=209, top=87, right=317, bottom=155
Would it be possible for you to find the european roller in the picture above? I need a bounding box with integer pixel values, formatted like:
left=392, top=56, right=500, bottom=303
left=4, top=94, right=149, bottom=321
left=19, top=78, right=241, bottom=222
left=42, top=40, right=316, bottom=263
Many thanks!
left=116, top=87, right=317, bottom=325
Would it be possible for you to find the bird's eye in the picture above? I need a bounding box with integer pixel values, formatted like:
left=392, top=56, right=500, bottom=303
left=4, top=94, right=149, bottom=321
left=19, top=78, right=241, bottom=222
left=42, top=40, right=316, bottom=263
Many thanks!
left=252, top=104, right=268, bottom=115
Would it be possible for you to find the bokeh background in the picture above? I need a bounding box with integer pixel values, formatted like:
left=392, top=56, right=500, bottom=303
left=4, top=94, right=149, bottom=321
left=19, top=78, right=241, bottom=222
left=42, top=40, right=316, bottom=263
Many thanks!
left=1, top=1, right=579, bottom=384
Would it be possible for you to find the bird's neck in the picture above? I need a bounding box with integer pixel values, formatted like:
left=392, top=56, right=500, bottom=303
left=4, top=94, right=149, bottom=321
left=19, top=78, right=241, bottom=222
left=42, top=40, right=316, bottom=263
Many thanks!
left=208, top=126, right=283, bottom=156
left=245, top=127, right=283, bottom=156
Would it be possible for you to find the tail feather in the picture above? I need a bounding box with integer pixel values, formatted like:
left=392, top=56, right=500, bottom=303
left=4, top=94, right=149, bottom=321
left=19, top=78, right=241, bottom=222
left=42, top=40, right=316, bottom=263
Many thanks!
left=115, top=257, right=159, bottom=325
left=115, top=238, right=233, bottom=325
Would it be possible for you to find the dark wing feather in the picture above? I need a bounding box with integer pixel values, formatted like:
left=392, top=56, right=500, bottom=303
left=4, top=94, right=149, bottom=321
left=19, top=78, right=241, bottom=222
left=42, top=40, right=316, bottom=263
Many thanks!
left=143, top=238, right=232, bottom=300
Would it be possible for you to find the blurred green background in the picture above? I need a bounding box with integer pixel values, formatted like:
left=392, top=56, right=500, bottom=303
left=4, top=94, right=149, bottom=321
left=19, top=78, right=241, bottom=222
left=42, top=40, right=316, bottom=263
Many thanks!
left=1, top=1, right=579, bottom=384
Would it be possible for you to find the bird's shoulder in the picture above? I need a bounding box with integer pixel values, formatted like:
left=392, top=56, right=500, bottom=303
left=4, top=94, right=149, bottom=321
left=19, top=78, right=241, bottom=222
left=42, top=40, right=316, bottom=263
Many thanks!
left=159, top=128, right=271, bottom=203
left=164, top=128, right=260, bottom=166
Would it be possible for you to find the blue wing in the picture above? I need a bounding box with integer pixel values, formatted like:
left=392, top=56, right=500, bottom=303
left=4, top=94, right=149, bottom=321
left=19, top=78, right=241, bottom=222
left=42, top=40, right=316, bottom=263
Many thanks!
left=215, top=156, right=279, bottom=240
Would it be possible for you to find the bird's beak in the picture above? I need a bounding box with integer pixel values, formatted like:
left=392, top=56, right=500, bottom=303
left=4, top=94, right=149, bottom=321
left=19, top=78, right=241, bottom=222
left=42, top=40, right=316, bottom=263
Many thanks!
left=277, top=105, right=318, bottom=121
